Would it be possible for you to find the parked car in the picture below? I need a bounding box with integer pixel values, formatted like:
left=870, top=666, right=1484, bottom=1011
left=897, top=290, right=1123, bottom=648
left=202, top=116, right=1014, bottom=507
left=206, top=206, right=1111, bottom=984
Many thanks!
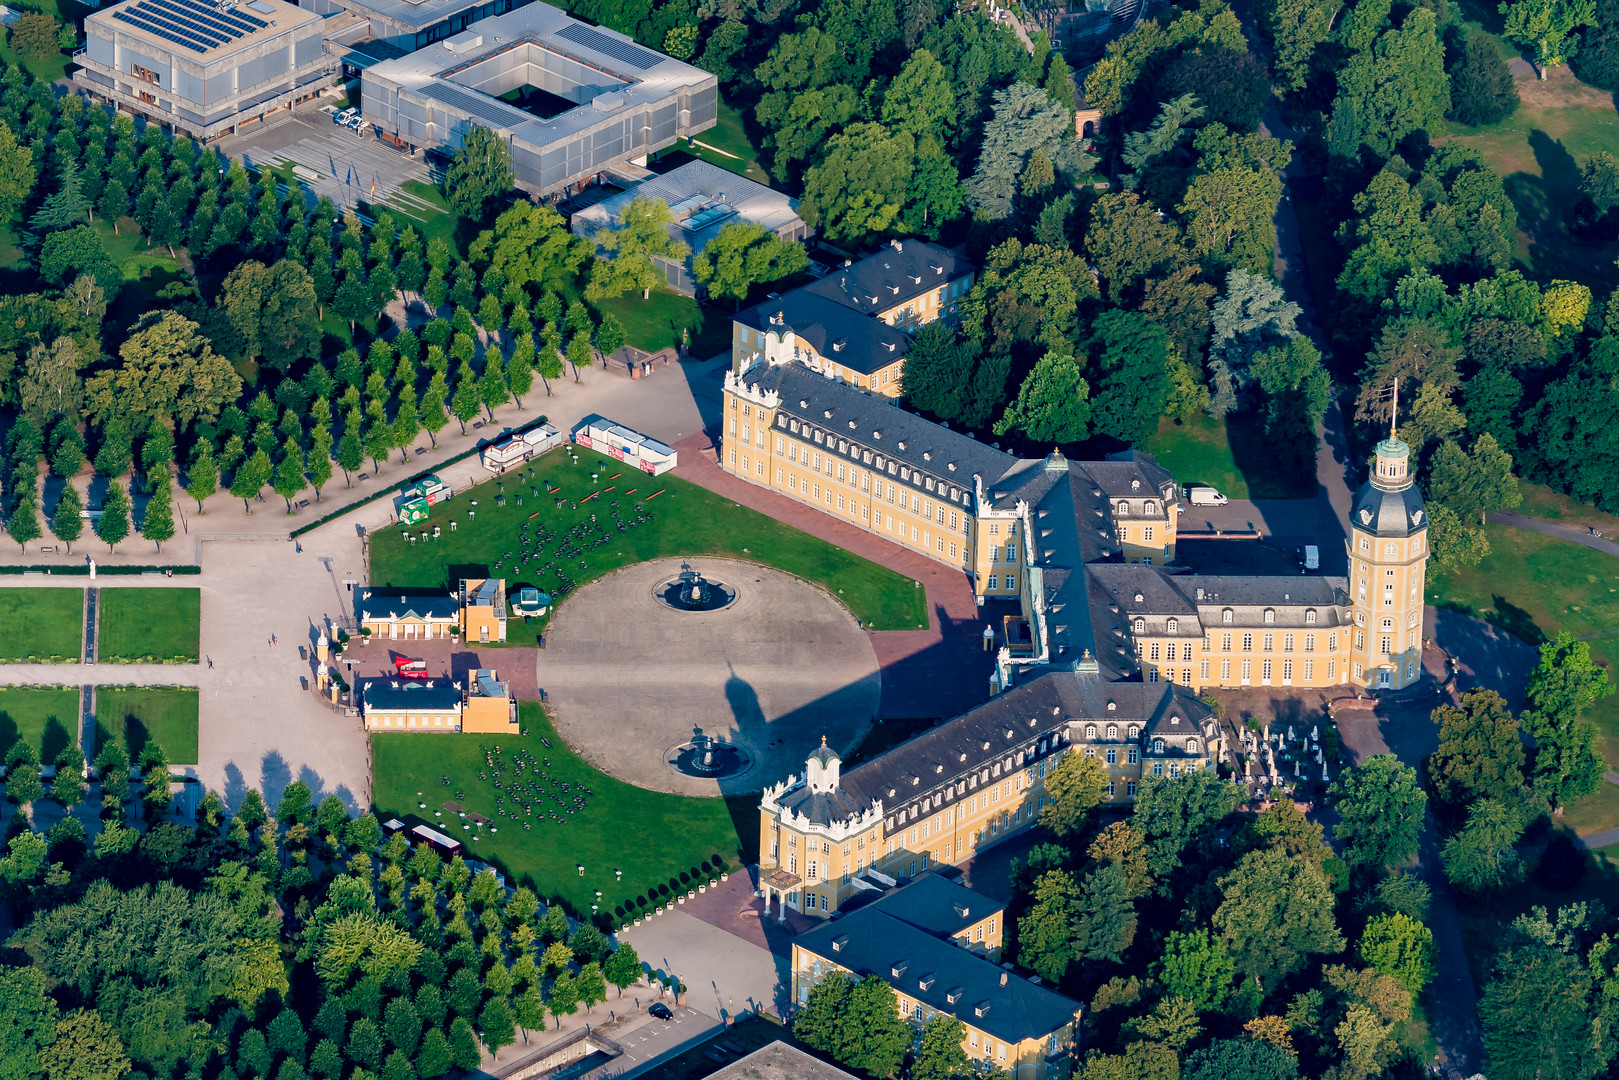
left=1185, top=485, right=1228, bottom=506
left=648, top=1003, right=673, bottom=1020
left=333, top=107, right=356, bottom=125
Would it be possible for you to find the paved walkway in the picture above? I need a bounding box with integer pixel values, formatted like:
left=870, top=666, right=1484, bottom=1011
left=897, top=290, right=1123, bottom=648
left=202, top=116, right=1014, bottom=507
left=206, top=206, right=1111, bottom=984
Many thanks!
left=0, top=663, right=200, bottom=686
left=1488, top=509, right=1619, bottom=557
left=5, top=354, right=727, bottom=568
left=670, top=432, right=999, bottom=721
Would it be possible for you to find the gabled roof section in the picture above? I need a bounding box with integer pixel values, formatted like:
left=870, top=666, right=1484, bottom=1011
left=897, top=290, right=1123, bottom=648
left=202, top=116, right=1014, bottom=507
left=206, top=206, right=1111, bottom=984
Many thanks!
left=750, top=364, right=1020, bottom=490
left=736, top=292, right=910, bottom=376
left=361, top=680, right=462, bottom=711
left=360, top=591, right=459, bottom=622
left=803, top=240, right=973, bottom=315
left=866, top=872, right=1003, bottom=940
left=796, top=905, right=1080, bottom=1043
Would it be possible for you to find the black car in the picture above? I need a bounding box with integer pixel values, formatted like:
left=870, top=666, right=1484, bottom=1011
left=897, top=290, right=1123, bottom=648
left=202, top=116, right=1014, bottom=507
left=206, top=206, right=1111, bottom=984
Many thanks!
left=649, top=1003, right=674, bottom=1020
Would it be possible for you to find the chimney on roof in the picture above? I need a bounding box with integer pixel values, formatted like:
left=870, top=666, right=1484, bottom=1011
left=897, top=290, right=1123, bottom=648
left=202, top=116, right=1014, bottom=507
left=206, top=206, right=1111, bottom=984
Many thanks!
left=891, top=238, right=903, bottom=251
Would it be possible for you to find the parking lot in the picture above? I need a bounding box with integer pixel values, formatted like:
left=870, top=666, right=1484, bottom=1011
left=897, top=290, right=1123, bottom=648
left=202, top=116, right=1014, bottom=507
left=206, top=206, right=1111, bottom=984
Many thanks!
left=212, top=106, right=437, bottom=219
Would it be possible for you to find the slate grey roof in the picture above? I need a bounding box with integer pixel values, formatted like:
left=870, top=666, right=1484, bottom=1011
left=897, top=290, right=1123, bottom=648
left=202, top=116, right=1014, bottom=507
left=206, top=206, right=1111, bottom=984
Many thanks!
left=736, top=292, right=911, bottom=376
left=804, top=240, right=972, bottom=315
left=360, top=591, right=459, bottom=622
left=774, top=784, right=870, bottom=828
left=704, top=1043, right=861, bottom=1080
left=361, top=680, right=462, bottom=711
left=755, top=364, right=1020, bottom=492
left=1079, top=451, right=1178, bottom=500
left=1182, top=575, right=1349, bottom=609
left=1351, top=481, right=1427, bottom=538
left=803, top=670, right=1212, bottom=823
left=798, top=904, right=1081, bottom=1044
left=864, top=871, right=1001, bottom=940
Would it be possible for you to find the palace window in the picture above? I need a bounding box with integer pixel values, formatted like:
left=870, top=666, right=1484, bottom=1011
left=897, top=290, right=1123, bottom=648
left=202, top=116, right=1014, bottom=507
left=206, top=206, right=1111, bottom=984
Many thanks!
left=1264, top=609, right=1276, bottom=624
left=1306, top=609, right=1317, bottom=625
left=1222, top=609, right=1233, bottom=624
left=1242, top=634, right=1253, bottom=652
left=1106, top=724, right=1117, bottom=738
left=1167, top=618, right=1178, bottom=634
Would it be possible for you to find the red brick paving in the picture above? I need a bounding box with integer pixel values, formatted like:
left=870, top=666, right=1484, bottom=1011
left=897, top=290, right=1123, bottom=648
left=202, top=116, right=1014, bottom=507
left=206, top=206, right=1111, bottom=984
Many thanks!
left=672, top=433, right=998, bottom=721
left=669, top=865, right=821, bottom=957
left=340, top=638, right=541, bottom=701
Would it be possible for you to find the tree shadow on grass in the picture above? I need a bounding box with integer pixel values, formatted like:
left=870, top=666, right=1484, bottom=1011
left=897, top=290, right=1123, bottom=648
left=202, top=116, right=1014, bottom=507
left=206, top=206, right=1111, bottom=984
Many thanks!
left=0, top=712, right=17, bottom=757
left=1488, top=594, right=1547, bottom=645
left=41, top=715, right=73, bottom=764
left=1227, top=412, right=1319, bottom=500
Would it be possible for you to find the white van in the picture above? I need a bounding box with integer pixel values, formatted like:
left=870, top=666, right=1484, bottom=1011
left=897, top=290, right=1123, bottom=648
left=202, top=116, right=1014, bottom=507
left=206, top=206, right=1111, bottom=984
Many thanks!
left=1301, top=545, right=1319, bottom=572
left=1185, top=485, right=1228, bottom=506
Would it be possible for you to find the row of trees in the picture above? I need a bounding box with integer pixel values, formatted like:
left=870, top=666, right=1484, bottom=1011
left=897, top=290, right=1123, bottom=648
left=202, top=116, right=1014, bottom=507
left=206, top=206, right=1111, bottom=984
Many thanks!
left=0, top=762, right=664, bottom=1080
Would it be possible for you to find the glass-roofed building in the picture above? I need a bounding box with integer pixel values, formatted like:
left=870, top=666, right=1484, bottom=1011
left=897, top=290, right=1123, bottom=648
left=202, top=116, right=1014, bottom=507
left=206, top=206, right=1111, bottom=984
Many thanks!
left=73, top=0, right=335, bottom=140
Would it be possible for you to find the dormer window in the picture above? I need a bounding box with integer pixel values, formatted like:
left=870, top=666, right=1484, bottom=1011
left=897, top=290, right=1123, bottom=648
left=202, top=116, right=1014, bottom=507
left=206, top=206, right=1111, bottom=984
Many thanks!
left=1085, top=724, right=1097, bottom=740
left=1131, top=479, right=1140, bottom=491
left=1222, top=610, right=1233, bottom=624
left=1145, top=501, right=1156, bottom=514
left=1166, top=618, right=1178, bottom=634
left=1264, top=609, right=1276, bottom=624
left=1306, top=609, right=1318, bottom=625
left=1128, top=725, right=1139, bottom=739
left=1107, top=724, right=1117, bottom=739
left=1117, top=500, right=1128, bottom=515
left=1134, top=618, right=1145, bottom=633
left=1107, top=701, right=1116, bottom=712
left=1187, top=738, right=1199, bottom=754
left=1153, top=738, right=1165, bottom=753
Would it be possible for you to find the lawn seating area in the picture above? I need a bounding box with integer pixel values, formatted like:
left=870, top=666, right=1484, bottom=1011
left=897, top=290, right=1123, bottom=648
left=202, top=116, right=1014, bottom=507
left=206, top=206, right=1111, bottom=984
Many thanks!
left=98, top=588, right=201, bottom=663
left=372, top=702, right=746, bottom=920
left=368, top=445, right=928, bottom=636
left=0, top=589, right=82, bottom=663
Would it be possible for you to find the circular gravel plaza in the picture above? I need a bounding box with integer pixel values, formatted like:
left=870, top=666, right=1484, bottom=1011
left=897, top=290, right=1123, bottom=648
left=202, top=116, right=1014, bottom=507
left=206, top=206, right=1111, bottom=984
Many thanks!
left=541, top=556, right=881, bottom=796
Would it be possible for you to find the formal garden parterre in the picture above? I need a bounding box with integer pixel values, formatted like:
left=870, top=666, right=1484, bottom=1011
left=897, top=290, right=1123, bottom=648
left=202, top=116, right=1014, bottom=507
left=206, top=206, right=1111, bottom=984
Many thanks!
left=97, top=587, right=201, bottom=663
left=0, top=588, right=82, bottom=662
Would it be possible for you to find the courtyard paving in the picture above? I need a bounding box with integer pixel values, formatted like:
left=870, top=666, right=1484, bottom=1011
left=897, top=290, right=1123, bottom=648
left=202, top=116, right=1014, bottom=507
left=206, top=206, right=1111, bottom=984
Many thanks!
left=670, top=430, right=1003, bottom=722
left=540, top=557, right=880, bottom=797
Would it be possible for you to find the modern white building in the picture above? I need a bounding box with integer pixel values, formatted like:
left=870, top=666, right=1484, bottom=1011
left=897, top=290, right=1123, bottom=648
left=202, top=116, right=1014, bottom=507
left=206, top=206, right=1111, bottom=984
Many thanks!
left=73, top=0, right=335, bottom=139
left=360, top=1, right=717, bottom=194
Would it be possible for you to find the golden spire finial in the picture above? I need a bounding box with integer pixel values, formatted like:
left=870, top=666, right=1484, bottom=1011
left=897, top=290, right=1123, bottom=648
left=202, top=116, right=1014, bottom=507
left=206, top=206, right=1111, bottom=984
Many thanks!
left=821, top=735, right=827, bottom=747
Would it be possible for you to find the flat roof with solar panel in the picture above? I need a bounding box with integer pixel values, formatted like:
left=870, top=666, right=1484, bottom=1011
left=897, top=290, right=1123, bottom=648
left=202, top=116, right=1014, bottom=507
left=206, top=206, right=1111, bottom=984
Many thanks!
left=88, top=0, right=318, bottom=59
left=361, top=1, right=717, bottom=195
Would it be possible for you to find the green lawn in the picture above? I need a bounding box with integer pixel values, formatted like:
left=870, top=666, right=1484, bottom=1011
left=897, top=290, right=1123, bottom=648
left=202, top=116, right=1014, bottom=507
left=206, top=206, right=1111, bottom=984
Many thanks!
left=1441, top=73, right=1619, bottom=290
left=1144, top=412, right=1317, bottom=502
left=1516, top=481, right=1619, bottom=536
left=96, top=218, right=183, bottom=281
left=393, top=180, right=470, bottom=259
left=0, top=687, right=80, bottom=761
left=369, top=446, right=928, bottom=633
left=98, top=588, right=200, bottom=663
left=1428, top=523, right=1619, bottom=829
left=373, top=702, right=745, bottom=919
left=0, top=589, right=82, bottom=663
left=94, top=686, right=200, bottom=764
left=674, top=100, right=768, bottom=183
left=589, top=286, right=731, bottom=357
